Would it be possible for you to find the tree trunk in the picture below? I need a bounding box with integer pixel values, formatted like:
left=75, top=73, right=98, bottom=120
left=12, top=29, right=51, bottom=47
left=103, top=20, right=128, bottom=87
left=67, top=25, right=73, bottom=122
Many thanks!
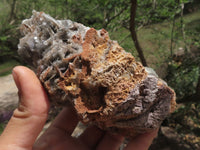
left=170, top=15, right=176, bottom=58
left=130, top=0, right=148, bottom=66
left=9, top=0, right=17, bottom=22
left=180, top=3, right=190, bottom=53
left=152, top=0, right=157, bottom=10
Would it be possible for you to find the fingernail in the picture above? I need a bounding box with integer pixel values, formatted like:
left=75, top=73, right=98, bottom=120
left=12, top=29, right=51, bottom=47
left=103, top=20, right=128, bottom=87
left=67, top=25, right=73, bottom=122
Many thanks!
left=12, top=68, right=21, bottom=92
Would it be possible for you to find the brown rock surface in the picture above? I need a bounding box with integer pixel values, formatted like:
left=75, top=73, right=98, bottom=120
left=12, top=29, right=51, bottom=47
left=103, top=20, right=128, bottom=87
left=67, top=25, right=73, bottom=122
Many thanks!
left=18, top=11, right=176, bottom=137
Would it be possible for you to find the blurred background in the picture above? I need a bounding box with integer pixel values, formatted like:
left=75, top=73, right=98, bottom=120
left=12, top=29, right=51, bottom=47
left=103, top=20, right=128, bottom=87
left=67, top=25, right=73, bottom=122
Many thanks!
left=0, top=0, right=199, bottom=149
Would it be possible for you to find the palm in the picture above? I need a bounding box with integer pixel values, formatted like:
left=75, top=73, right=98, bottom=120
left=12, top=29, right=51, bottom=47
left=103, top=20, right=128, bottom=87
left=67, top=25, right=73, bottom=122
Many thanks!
left=34, top=107, right=124, bottom=150
left=34, top=107, right=157, bottom=150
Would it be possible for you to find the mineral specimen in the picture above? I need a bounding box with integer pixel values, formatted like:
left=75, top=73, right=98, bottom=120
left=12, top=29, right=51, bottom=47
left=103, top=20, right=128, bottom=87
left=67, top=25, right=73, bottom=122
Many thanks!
left=18, top=11, right=176, bottom=137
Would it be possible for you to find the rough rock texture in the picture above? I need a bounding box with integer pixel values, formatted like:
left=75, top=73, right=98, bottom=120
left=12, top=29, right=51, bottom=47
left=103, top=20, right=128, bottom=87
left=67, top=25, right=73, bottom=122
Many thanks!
left=18, top=11, right=176, bottom=137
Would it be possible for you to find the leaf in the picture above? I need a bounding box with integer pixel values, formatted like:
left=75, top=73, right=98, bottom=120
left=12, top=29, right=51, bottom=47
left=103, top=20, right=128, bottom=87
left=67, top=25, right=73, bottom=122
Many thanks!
left=0, top=36, right=8, bottom=41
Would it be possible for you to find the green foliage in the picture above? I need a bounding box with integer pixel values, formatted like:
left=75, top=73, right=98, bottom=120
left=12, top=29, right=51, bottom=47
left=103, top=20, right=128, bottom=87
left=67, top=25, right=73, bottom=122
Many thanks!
left=0, top=123, right=4, bottom=134
left=172, top=102, right=200, bottom=131
left=166, top=8, right=200, bottom=100
left=185, top=18, right=200, bottom=49
left=0, top=60, right=19, bottom=76
left=0, top=35, right=15, bottom=61
left=167, top=60, right=199, bottom=99
left=169, top=102, right=200, bottom=149
left=136, top=0, right=178, bottom=25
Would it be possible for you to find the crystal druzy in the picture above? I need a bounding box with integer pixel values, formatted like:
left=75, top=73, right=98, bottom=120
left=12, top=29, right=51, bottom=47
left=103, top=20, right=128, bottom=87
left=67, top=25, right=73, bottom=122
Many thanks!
left=18, top=11, right=176, bottom=137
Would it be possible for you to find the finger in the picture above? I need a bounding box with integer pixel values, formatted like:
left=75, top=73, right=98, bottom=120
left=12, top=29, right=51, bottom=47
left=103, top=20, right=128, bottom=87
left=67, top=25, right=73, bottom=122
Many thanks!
left=51, top=106, right=78, bottom=135
left=96, top=132, right=124, bottom=150
left=124, top=129, right=158, bottom=150
left=34, top=106, right=79, bottom=149
left=0, top=66, right=49, bottom=149
left=78, top=125, right=105, bottom=149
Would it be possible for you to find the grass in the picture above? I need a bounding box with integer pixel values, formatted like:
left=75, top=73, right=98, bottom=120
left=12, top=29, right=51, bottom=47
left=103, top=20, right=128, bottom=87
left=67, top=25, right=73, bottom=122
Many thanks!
left=0, top=60, right=20, bottom=76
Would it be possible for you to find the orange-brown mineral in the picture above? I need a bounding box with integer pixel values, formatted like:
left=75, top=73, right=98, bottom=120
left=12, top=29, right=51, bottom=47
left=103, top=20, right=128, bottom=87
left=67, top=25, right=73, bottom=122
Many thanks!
left=18, top=11, right=176, bottom=137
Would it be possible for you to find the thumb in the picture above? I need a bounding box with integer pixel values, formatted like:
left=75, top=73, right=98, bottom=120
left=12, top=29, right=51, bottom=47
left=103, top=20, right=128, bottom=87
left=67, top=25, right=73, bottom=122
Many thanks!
left=0, top=66, right=49, bottom=150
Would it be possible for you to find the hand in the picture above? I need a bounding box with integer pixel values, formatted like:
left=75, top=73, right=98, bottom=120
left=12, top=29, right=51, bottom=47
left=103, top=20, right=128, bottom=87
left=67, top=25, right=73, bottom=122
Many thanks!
left=0, top=66, right=158, bottom=150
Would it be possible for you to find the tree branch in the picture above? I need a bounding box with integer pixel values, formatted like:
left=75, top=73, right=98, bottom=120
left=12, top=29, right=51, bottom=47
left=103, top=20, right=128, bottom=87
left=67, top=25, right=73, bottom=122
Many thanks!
left=103, top=3, right=129, bottom=28
left=130, top=0, right=148, bottom=66
left=9, top=0, right=17, bottom=22
left=119, top=24, right=144, bottom=44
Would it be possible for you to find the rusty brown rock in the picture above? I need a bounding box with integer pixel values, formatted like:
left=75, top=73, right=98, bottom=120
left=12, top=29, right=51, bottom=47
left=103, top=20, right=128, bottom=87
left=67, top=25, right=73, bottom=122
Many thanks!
left=18, top=11, right=176, bottom=137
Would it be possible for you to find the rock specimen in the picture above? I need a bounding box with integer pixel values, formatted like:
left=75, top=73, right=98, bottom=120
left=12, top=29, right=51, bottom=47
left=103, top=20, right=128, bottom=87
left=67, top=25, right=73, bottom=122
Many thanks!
left=18, top=11, right=176, bottom=137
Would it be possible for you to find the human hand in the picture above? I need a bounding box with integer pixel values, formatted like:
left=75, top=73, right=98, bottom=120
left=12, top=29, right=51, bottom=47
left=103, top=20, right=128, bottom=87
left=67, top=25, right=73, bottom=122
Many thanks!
left=0, top=66, right=158, bottom=150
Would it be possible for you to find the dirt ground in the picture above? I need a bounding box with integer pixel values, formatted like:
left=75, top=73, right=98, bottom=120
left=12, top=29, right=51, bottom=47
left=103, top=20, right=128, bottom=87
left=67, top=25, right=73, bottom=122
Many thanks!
left=0, top=74, right=18, bottom=122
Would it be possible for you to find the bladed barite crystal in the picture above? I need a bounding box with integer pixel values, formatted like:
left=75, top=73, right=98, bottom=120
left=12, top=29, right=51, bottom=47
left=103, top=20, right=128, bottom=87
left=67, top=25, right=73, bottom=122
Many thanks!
left=18, top=11, right=176, bottom=137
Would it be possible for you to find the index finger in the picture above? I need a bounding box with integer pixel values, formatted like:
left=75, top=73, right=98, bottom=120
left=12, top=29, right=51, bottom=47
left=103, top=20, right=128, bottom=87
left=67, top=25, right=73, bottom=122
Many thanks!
left=34, top=106, right=79, bottom=149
